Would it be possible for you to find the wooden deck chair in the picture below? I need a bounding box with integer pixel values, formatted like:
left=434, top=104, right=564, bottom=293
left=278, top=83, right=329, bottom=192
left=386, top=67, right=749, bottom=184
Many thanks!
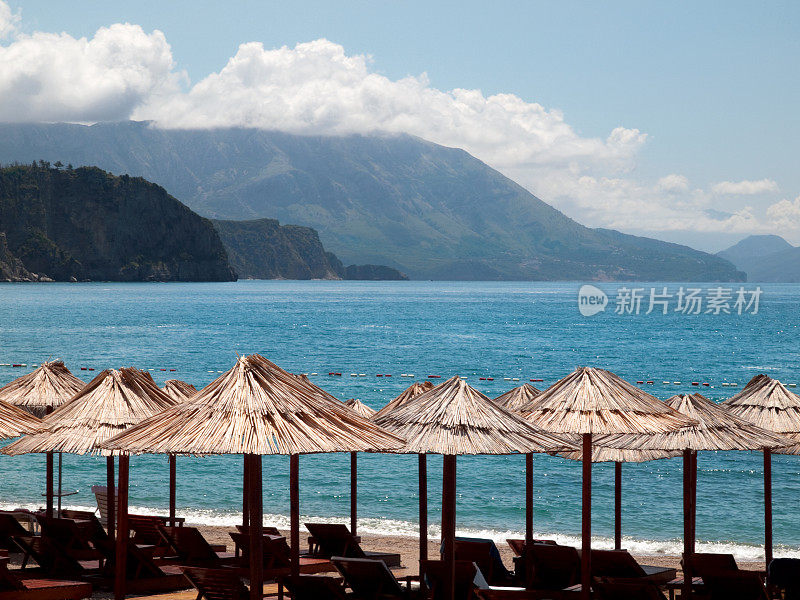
left=282, top=574, right=350, bottom=600
left=228, top=532, right=333, bottom=578
left=182, top=566, right=249, bottom=600
left=590, top=550, right=647, bottom=579
left=89, top=487, right=116, bottom=529
left=702, top=570, right=770, bottom=600
left=36, top=517, right=103, bottom=564
left=233, top=525, right=280, bottom=557
left=93, top=538, right=188, bottom=593
left=12, top=536, right=98, bottom=579
left=420, top=559, right=485, bottom=600
left=158, top=526, right=236, bottom=567
left=521, top=543, right=581, bottom=591
left=305, top=523, right=401, bottom=567
left=59, top=511, right=108, bottom=544
left=332, top=556, right=419, bottom=599
left=593, top=576, right=667, bottom=600
left=0, top=556, right=92, bottom=600
left=0, top=511, right=33, bottom=551
left=768, top=558, right=800, bottom=600
left=505, top=539, right=557, bottom=557
left=453, top=537, right=514, bottom=586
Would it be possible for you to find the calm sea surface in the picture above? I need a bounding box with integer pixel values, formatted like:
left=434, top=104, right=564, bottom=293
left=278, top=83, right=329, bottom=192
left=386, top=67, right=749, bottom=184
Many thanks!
left=0, top=281, right=798, bottom=558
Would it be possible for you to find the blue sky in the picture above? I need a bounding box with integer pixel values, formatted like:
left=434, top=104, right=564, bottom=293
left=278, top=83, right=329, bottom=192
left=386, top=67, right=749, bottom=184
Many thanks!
left=3, top=1, right=799, bottom=250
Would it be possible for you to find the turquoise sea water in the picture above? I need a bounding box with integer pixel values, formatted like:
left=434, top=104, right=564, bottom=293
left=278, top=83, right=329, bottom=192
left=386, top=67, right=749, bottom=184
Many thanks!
left=0, top=281, right=798, bottom=559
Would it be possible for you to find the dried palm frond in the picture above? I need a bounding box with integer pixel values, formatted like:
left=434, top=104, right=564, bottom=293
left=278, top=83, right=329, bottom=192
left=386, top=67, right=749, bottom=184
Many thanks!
left=372, top=381, right=434, bottom=420
left=723, top=374, right=800, bottom=434
left=494, top=383, right=541, bottom=414
left=344, top=398, right=376, bottom=418
left=0, top=361, right=84, bottom=417
left=163, top=379, right=198, bottom=402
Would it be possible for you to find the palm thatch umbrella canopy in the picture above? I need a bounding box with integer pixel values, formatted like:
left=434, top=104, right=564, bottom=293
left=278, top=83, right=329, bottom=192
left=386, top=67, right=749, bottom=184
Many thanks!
left=0, top=360, right=84, bottom=418
left=372, top=380, right=434, bottom=420
left=345, top=398, right=376, bottom=418
left=102, top=354, right=404, bottom=600
left=3, top=367, right=176, bottom=456
left=162, top=379, right=197, bottom=403
left=373, top=375, right=574, bottom=600
left=722, top=374, right=800, bottom=566
left=494, top=383, right=541, bottom=414
left=0, top=400, right=42, bottom=440
left=522, top=367, right=696, bottom=600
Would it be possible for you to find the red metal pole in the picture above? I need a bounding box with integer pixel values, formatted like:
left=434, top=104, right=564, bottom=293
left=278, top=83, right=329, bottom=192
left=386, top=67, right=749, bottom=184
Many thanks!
left=764, top=449, right=773, bottom=568
left=169, top=454, right=176, bottom=526
left=682, top=449, right=692, bottom=600
left=526, top=453, right=533, bottom=546
left=419, top=454, right=428, bottom=562
left=614, top=462, right=622, bottom=550
left=290, top=455, right=300, bottom=582
left=350, top=452, right=358, bottom=536
left=243, top=454, right=250, bottom=529
left=248, top=454, right=263, bottom=600
left=581, top=433, right=592, bottom=600
left=114, top=455, right=129, bottom=600
left=106, top=456, right=115, bottom=543
left=442, top=455, right=457, bottom=600
left=45, top=452, right=54, bottom=518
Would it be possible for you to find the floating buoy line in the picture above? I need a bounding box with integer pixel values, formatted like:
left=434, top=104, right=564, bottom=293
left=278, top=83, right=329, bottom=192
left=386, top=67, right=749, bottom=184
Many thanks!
left=0, top=363, right=795, bottom=389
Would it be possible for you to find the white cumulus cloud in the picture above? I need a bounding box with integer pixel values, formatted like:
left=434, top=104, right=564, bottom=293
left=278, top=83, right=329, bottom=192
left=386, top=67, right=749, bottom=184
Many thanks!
left=766, top=196, right=800, bottom=230
left=711, top=179, right=779, bottom=195
left=0, top=1, right=794, bottom=243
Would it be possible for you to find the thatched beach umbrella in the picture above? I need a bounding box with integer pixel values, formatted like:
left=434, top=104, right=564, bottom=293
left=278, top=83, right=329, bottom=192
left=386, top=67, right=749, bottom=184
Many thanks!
left=345, top=398, right=375, bottom=418
left=0, top=360, right=85, bottom=516
left=373, top=375, right=574, bottom=600
left=0, top=399, right=42, bottom=440
left=372, top=381, right=435, bottom=421
left=162, top=379, right=197, bottom=402
left=722, top=374, right=800, bottom=567
left=580, top=392, right=791, bottom=598
left=161, top=379, right=199, bottom=525
left=3, top=367, right=177, bottom=547
left=493, top=383, right=543, bottom=547
left=102, top=354, right=404, bottom=600
left=522, top=367, right=696, bottom=600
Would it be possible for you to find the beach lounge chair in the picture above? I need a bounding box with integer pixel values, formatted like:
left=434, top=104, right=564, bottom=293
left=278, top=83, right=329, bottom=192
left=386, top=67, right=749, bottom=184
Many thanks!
left=520, top=543, right=581, bottom=591
left=157, top=525, right=236, bottom=567
left=591, top=550, right=675, bottom=585
left=421, top=559, right=488, bottom=600
left=93, top=538, right=188, bottom=593
left=58, top=511, right=107, bottom=544
left=89, top=486, right=116, bottom=529
left=36, top=517, right=104, bottom=564
left=305, top=523, right=401, bottom=567
left=0, top=555, right=92, bottom=600
left=282, top=574, right=351, bottom=600
left=332, top=556, right=420, bottom=599
left=233, top=525, right=281, bottom=557
left=505, top=539, right=557, bottom=557
left=768, top=558, right=800, bottom=600
left=13, top=536, right=99, bottom=579
left=702, top=570, right=770, bottom=600
left=453, top=537, right=514, bottom=586
left=0, top=511, right=33, bottom=551
left=182, top=566, right=249, bottom=600
left=593, top=576, right=667, bottom=600
left=228, top=531, right=333, bottom=577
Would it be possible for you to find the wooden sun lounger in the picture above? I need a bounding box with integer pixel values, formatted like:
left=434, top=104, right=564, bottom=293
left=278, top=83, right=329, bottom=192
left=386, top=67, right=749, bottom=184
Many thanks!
left=421, top=559, right=485, bottom=600
left=229, top=532, right=334, bottom=578
left=0, top=511, right=34, bottom=552
left=702, top=570, right=770, bottom=600
left=505, top=539, right=557, bottom=557
left=90, top=538, right=189, bottom=593
left=333, top=556, right=419, bottom=599
left=156, top=525, right=236, bottom=567
left=590, top=549, right=675, bottom=585
left=182, top=566, right=250, bottom=600
left=13, top=536, right=101, bottom=579
left=0, top=557, right=92, bottom=600
left=305, top=523, right=401, bottom=567
left=36, top=517, right=104, bottom=564
left=453, top=538, right=515, bottom=587
left=282, top=574, right=350, bottom=600
left=593, top=576, right=668, bottom=600
left=520, top=543, right=581, bottom=592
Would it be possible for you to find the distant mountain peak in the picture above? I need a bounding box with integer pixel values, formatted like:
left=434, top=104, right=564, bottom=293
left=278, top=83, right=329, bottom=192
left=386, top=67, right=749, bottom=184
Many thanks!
left=718, top=235, right=800, bottom=282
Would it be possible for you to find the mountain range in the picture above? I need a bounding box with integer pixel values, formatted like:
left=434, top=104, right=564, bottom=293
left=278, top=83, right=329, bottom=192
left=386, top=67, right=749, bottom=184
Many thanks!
left=0, top=121, right=743, bottom=281
left=718, top=235, right=800, bottom=282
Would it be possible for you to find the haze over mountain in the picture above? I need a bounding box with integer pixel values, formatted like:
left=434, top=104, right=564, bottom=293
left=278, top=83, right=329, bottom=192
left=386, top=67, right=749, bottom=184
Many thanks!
left=718, top=235, right=800, bottom=282
left=0, top=121, right=744, bottom=281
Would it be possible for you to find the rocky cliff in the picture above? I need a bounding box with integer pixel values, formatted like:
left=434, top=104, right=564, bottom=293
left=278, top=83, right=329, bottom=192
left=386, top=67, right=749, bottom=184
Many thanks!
left=0, top=163, right=236, bottom=282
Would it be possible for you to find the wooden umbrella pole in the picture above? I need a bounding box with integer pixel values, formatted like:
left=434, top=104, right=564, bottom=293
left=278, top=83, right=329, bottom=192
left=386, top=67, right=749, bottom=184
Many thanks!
left=580, top=433, right=592, bottom=600
left=682, top=449, right=692, bottom=600
left=248, top=454, right=264, bottom=600
left=169, top=454, right=176, bottom=526
left=418, top=454, right=428, bottom=594
left=106, top=456, right=115, bottom=543
left=525, top=453, right=533, bottom=546
left=242, top=454, right=250, bottom=529
left=45, top=452, right=54, bottom=518
left=290, top=454, right=300, bottom=582
left=614, top=462, right=622, bottom=550
left=350, top=452, right=358, bottom=536
left=114, top=454, right=129, bottom=600
left=442, top=455, right=457, bottom=600
left=691, top=451, right=698, bottom=555
left=764, top=449, right=773, bottom=568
